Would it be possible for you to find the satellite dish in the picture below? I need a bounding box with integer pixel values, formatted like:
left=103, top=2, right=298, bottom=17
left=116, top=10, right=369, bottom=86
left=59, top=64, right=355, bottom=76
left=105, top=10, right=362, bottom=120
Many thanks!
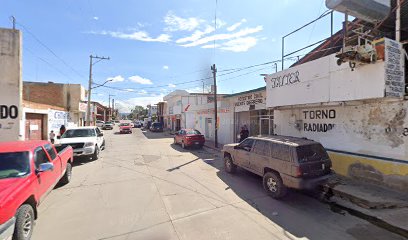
left=326, top=0, right=391, bottom=23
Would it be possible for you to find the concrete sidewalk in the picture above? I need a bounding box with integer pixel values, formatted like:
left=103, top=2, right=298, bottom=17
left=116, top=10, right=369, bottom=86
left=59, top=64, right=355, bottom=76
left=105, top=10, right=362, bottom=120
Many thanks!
left=324, top=176, right=408, bottom=238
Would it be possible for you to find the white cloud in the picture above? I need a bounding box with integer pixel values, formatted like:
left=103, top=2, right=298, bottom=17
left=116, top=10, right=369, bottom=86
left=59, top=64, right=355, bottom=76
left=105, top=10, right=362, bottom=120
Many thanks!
left=186, top=87, right=202, bottom=93
left=227, top=19, right=247, bottom=31
left=213, top=19, right=227, bottom=29
left=168, top=83, right=176, bottom=88
left=163, top=65, right=169, bottom=70
left=94, top=30, right=171, bottom=43
left=164, top=11, right=204, bottom=32
left=93, top=16, right=99, bottom=20
left=201, top=44, right=221, bottom=49
left=115, top=95, right=164, bottom=112
left=107, top=75, right=124, bottom=83
left=180, top=26, right=263, bottom=48
left=123, top=88, right=135, bottom=92
left=176, top=26, right=215, bottom=44
left=139, top=90, right=148, bottom=95
left=220, top=37, right=258, bottom=52
left=97, top=93, right=104, bottom=96
left=129, top=75, right=153, bottom=85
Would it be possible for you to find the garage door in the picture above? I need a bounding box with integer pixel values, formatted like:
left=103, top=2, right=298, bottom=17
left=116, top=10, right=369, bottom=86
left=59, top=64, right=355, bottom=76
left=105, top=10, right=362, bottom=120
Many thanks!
left=25, top=113, right=44, bottom=140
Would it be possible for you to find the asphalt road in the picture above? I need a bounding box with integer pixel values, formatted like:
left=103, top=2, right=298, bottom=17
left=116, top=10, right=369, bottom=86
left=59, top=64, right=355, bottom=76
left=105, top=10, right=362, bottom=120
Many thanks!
left=32, top=127, right=406, bottom=240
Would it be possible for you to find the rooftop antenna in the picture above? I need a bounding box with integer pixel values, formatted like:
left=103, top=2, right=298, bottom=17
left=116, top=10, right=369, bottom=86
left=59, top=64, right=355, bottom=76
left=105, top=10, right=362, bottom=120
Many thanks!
left=10, top=16, right=16, bottom=29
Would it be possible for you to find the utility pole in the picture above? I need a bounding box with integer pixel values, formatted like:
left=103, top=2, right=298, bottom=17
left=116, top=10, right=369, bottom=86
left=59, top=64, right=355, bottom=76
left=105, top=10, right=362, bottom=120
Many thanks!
left=108, top=94, right=115, bottom=121
left=211, top=64, right=218, bottom=148
left=86, top=55, right=110, bottom=126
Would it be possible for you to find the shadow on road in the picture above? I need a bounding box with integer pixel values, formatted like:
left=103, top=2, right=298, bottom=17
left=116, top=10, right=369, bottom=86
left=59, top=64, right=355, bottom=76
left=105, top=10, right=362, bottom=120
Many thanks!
left=142, top=130, right=174, bottom=139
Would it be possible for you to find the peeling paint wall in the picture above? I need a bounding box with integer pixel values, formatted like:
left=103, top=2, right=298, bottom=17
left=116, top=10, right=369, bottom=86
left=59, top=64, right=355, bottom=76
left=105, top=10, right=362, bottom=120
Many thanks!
left=274, top=100, right=408, bottom=191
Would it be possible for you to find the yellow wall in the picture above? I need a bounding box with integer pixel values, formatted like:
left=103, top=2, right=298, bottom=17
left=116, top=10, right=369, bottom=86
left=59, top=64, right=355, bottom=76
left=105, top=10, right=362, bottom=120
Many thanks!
left=329, top=152, right=408, bottom=176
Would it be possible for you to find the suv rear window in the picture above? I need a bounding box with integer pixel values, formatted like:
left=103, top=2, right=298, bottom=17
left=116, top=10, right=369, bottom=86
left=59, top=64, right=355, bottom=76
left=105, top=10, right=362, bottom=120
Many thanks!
left=270, top=142, right=292, bottom=161
left=296, top=144, right=328, bottom=163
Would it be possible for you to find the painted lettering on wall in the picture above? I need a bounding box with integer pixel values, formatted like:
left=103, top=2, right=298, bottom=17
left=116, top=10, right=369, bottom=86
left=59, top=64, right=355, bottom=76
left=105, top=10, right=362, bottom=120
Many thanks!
left=302, top=109, right=336, bottom=132
left=0, top=105, right=18, bottom=119
left=385, top=38, right=405, bottom=98
left=269, top=71, right=300, bottom=89
left=235, top=92, right=264, bottom=107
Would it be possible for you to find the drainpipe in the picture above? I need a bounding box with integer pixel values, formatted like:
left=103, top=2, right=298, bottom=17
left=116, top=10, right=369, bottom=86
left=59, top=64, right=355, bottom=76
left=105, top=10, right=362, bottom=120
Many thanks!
left=396, top=0, right=401, bottom=42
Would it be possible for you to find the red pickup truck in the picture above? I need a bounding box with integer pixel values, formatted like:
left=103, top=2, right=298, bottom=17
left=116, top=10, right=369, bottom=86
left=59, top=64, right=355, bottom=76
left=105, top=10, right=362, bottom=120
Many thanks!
left=0, top=140, right=73, bottom=240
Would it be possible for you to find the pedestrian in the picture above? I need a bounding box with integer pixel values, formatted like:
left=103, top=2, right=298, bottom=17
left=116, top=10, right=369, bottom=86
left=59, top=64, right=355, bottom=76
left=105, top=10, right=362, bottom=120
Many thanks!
left=240, top=125, right=249, bottom=142
left=59, top=125, right=66, bottom=137
left=49, top=130, right=55, bottom=144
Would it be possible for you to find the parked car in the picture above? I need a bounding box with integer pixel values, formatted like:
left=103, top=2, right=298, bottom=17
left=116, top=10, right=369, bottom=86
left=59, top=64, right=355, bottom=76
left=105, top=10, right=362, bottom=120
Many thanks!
left=150, top=122, right=163, bottom=132
left=0, top=140, right=73, bottom=240
left=57, top=126, right=105, bottom=159
left=222, top=135, right=333, bottom=199
left=174, top=129, right=205, bottom=149
left=114, top=120, right=120, bottom=124
left=102, top=121, right=114, bottom=130
left=119, top=123, right=132, bottom=134
left=96, top=120, right=104, bottom=127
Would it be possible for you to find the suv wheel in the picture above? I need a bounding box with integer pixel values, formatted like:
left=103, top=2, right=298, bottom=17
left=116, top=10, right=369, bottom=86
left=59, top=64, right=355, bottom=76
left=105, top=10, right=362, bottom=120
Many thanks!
left=224, top=155, right=237, bottom=174
left=263, top=172, right=287, bottom=199
left=92, top=146, right=100, bottom=160
left=14, top=204, right=35, bottom=240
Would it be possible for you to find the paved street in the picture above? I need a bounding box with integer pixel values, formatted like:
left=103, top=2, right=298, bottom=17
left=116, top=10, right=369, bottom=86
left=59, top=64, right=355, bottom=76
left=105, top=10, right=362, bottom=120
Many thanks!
left=32, top=127, right=405, bottom=240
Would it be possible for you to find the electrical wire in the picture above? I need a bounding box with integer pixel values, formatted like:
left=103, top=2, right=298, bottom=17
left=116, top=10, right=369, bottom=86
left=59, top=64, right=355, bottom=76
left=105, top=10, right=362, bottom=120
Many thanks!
left=16, top=21, right=86, bottom=79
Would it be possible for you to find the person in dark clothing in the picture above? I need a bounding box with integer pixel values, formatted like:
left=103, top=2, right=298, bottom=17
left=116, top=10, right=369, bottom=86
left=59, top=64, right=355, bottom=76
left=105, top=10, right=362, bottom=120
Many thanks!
left=59, top=125, right=66, bottom=137
left=239, top=125, right=249, bottom=142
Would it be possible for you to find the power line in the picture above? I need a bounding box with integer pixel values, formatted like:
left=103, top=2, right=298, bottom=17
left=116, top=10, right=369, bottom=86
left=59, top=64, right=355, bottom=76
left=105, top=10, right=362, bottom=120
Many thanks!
left=24, top=47, right=77, bottom=82
left=16, top=21, right=86, bottom=79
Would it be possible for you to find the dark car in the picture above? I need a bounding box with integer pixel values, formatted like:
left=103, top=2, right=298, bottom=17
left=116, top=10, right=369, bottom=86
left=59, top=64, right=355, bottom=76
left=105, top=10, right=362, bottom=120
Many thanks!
left=222, top=135, right=333, bottom=199
left=150, top=122, right=163, bottom=132
left=174, top=129, right=205, bottom=149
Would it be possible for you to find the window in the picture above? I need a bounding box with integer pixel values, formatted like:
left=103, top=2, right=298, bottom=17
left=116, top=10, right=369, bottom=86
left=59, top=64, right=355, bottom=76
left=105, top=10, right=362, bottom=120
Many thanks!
left=253, top=140, right=270, bottom=156
left=62, top=129, right=96, bottom=138
left=239, top=138, right=255, bottom=152
left=44, top=144, right=57, bottom=160
left=270, top=143, right=291, bottom=161
left=296, top=144, right=328, bottom=163
left=34, top=147, right=49, bottom=169
left=0, top=152, right=30, bottom=179
left=96, top=128, right=101, bottom=134
left=186, top=130, right=201, bottom=135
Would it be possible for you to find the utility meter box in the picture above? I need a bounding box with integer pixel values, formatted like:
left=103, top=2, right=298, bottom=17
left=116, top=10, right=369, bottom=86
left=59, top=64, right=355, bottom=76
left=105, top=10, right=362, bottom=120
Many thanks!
left=326, top=0, right=391, bottom=23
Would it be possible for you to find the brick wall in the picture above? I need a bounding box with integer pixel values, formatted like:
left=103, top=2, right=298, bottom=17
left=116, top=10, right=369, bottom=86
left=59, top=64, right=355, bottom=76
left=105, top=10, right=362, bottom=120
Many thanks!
left=23, top=82, right=66, bottom=108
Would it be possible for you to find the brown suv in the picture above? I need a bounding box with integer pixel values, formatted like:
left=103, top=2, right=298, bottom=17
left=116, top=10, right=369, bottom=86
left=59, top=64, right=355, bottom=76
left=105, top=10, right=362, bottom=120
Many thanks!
left=222, top=135, right=333, bottom=198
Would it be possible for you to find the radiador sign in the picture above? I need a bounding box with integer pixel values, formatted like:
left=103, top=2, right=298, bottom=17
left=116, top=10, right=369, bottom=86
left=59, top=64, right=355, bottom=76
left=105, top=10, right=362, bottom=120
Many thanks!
left=0, top=29, right=22, bottom=142
left=266, top=38, right=404, bottom=108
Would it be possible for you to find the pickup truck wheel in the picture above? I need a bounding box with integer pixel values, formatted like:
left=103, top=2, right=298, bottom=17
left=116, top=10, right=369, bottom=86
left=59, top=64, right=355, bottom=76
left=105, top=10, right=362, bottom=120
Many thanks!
left=92, top=146, right=100, bottom=160
left=60, top=163, right=72, bottom=185
left=224, top=155, right=237, bottom=174
left=14, top=204, right=34, bottom=240
left=263, top=172, right=287, bottom=199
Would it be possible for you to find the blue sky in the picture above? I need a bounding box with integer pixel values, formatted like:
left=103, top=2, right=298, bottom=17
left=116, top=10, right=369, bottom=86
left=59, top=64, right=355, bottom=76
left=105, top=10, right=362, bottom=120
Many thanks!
left=0, top=0, right=344, bottom=112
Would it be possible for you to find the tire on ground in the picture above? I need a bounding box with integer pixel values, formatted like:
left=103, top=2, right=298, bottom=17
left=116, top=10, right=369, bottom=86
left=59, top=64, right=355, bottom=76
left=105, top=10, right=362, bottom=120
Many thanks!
left=224, top=155, right=237, bottom=174
left=92, top=145, right=100, bottom=160
left=13, top=204, right=35, bottom=240
left=59, top=162, right=72, bottom=185
left=263, top=171, right=287, bottom=199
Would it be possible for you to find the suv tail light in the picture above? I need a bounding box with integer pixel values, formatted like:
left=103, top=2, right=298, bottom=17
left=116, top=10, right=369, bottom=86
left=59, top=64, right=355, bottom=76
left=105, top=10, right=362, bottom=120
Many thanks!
left=291, top=166, right=303, bottom=177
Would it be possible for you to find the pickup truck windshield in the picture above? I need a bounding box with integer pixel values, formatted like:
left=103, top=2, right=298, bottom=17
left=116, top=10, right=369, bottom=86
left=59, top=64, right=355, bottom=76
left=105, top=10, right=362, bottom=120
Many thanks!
left=62, top=129, right=96, bottom=138
left=296, top=144, right=328, bottom=163
left=0, top=152, right=30, bottom=179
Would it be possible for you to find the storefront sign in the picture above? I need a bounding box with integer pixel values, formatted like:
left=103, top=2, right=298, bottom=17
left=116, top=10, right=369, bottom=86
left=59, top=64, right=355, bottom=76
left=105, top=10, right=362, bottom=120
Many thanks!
left=302, top=109, right=336, bottom=133
left=384, top=38, right=405, bottom=98
left=233, top=90, right=266, bottom=112
left=79, top=102, right=87, bottom=112
left=48, top=110, right=70, bottom=132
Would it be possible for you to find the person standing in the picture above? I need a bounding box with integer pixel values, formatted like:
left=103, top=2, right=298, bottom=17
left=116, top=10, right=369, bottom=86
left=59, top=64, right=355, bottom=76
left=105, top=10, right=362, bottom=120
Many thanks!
left=240, top=125, right=249, bottom=142
left=49, top=130, right=56, bottom=144
left=59, top=125, right=66, bottom=137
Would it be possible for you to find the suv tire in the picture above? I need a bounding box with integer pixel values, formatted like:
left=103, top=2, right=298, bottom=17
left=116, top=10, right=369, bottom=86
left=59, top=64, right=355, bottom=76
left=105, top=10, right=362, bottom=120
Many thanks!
left=59, top=162, right=72, bottom=185
left=224, top=155, right=237, bottom=174
left=263, top=172, right=287, bottom=199
left=92, top=146, right=100, bottom=160
left=14, top=204, right=35, bottom=240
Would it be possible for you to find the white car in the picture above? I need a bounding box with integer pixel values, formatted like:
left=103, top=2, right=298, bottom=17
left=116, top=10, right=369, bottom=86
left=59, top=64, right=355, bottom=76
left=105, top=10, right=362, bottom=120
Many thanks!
left=96, top=120, right=105, bottom=127
left=57, top=126, right=105, bottom=159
